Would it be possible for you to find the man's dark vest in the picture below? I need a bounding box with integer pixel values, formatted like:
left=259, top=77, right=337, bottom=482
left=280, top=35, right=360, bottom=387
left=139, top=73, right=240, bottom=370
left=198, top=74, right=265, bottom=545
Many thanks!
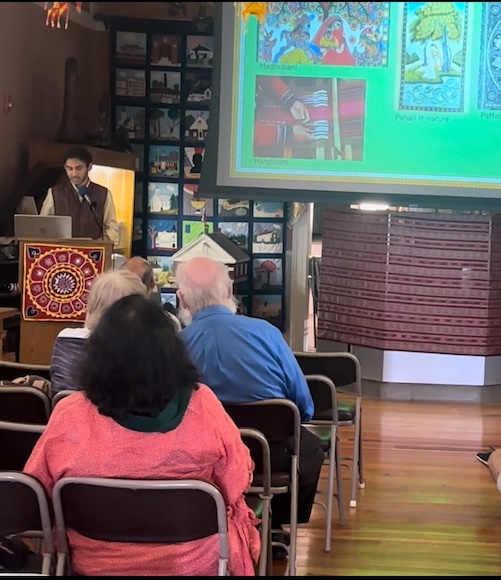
left=51, top=181, right=107, bottom=239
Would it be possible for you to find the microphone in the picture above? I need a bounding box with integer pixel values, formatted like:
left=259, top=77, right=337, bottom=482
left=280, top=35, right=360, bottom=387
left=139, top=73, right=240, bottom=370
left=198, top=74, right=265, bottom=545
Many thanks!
left=77, top=186, right=92, bottom=206
left=77, top=186, right=106, bottom=239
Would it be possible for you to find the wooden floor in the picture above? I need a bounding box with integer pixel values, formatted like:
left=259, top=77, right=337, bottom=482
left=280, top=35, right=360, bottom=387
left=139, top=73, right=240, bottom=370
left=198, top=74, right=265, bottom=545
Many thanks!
left=274, top=398, right=501, bottom=576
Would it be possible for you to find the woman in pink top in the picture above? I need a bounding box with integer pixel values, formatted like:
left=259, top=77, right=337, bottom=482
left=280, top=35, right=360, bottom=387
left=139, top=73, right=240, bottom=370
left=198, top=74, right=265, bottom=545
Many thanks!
left=24, top=294, right=260, bottom=576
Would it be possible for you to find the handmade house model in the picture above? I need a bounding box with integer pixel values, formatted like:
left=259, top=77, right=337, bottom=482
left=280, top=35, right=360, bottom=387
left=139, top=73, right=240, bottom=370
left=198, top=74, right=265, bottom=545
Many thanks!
left=172, top=232, right=249, bottom=285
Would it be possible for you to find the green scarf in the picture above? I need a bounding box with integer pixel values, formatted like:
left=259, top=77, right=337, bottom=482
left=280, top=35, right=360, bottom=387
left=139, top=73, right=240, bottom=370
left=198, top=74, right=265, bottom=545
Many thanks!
left=118, top=388, right=193, bottom=433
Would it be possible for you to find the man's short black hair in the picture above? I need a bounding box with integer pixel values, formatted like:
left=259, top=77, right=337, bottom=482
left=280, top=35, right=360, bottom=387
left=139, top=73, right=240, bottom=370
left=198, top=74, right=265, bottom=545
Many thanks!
left=63, top=147, right=93, bottom=167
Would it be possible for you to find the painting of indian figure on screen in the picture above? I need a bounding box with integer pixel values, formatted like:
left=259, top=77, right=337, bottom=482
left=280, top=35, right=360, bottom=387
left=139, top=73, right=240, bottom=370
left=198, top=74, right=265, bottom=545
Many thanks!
left=257, top=2, right=390, bottom=67
left=253, top=75, right=366, bottom=161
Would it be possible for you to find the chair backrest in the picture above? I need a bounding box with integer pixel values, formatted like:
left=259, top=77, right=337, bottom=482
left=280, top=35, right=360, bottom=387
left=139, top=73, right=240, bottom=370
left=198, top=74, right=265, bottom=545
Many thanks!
left=51, top=389, right=75, bottom=410
left=0, top=386, right=51, bottom=424
left=0, top=361, right=51, bottom=383
left=224, top=399, right=301, bottom=457
left=303, top=374, right=338, bottom=426
left=0, top=471, right=55, bottom=575
left=239, top=427, right=272, bottom=577
left=239, top=427, right=271, bottom=498
left=0, top=421, right=46, bottom=471
left=294, top=351, right=362, bottom=397
left=52, top=477, right=230, bottom=575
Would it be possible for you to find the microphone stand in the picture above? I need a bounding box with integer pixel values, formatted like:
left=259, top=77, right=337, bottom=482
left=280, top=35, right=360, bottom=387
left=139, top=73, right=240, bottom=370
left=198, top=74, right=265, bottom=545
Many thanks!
left=77, top=186, right=108, bottom=241
left=87, top=201, right=106, bottom=240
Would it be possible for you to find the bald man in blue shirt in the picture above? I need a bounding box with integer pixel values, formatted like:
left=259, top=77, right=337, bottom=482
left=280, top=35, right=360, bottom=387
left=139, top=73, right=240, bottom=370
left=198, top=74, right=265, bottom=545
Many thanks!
left=177, top=256, right=324, bottom=542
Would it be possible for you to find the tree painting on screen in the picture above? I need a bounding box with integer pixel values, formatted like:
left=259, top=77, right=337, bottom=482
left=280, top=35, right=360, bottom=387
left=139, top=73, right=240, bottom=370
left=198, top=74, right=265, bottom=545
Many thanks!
left=399, top=2, right=468, bottom=112
left=257, top=2, right=390, bottom=67
left=253, top=75, right=366, bottom=160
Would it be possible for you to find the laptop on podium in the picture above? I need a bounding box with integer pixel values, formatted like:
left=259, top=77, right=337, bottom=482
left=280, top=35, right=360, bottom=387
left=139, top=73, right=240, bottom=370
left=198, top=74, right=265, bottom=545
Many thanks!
left=14, top=214, right=72, bottom=240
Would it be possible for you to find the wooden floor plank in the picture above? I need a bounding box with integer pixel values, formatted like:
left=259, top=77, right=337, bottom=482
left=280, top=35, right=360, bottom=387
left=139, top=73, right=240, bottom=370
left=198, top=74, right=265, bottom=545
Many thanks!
left=273, top=398, right=501, bottom=576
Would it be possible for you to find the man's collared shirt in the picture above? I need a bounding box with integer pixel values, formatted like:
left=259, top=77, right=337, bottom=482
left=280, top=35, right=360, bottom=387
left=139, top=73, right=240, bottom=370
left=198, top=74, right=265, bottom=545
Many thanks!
left=181, top=305, right=314, bottom=422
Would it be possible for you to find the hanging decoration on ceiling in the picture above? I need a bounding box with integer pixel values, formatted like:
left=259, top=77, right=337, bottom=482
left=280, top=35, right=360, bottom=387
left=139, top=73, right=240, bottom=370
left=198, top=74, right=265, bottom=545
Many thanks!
left=235, top=2, right=267, bottom=30
left=44, top=2, right=83, bottom=29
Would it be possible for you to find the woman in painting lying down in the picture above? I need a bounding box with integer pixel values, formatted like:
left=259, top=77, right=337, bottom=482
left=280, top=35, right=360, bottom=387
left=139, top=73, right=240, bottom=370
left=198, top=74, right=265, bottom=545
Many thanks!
left=24, top=293, right=260, bottom=576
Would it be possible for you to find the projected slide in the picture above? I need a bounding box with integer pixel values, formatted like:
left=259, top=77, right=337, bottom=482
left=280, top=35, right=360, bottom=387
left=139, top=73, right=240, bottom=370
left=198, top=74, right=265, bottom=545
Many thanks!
left=213, top=2, right=501, bottom=199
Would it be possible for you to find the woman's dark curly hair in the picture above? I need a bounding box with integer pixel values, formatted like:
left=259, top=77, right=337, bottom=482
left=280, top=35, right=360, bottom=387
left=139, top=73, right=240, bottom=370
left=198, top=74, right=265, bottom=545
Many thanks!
left=79, top=293, right=199, bottom=421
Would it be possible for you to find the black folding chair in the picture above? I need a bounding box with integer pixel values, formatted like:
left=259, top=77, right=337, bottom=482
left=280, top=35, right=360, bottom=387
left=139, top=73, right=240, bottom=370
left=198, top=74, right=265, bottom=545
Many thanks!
left=240, top=427, right=272, bottom=576
left=52, top=477, right=230, bottom=576
left=295, top=351, right=365, bottom=508
left=0, top=471, right=55, bottom=575
left=303, top=374, right=344, bottom=552
left=224, top=399, right=300, bottom=576
left=0, top=386, right=51, bottom=425
left=0, top=420, right=45, bottom=471
left=0, top=361, right=51, bottom=383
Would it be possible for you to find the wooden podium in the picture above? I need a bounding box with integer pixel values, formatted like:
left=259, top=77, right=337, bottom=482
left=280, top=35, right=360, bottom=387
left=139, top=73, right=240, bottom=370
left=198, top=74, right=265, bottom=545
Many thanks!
left=18, top=238, right=113, bottom=365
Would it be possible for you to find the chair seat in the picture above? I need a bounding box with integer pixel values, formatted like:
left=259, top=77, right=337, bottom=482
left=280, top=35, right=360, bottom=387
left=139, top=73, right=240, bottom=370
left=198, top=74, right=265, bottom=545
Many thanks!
left=313, top=402, right=354, bottom=423
left=252, top=472, right=290, bottom=489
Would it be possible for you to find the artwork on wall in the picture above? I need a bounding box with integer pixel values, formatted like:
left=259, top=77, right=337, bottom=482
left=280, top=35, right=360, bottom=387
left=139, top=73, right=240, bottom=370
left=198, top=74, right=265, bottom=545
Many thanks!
left=111, top=22, right=287, bottom=330
left=150, top=107, right=181, bottom=141
left=186, top=69, right=212, bottom=104
left=186, top=35, right=214, bottom=67
left=116, top=31, right=147, bottom=66
left=116, top=69, right=146, bottom=98
left=150, top=71, right=181, bottom=104
left=182, top=184, right=214, bottom=217
left=148, top=183, right=179, bottom=215
left=151, top=34, right=181, bottom=67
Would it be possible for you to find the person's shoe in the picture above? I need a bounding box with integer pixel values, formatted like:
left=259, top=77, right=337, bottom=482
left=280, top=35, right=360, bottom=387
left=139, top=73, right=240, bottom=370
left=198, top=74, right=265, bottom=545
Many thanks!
left=272, top=530, right=290, bottom=546
left=476, top=451, right=492, bottom=466
left=271, top=529, right=290, bottom=561
left=272, top=545, right=288, bottom=561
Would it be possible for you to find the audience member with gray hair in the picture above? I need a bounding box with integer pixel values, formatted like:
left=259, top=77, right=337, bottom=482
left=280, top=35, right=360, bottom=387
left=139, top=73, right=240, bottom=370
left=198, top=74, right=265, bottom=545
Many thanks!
left=49, top=269, right=147, bottom=395
left=177, top=256, right=323, bottom=556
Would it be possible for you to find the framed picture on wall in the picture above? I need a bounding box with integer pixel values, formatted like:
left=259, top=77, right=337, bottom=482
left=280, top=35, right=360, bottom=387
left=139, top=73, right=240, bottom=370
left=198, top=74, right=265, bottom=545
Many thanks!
left=183, top=147, right=204, bottom=179
left=186, top=36, right=214, bottom=67
left=182, top=220, right=213, bottom=246
left=150, top=107, right=181, bottom=141
left=147, top=183, right=179, bottom=215
left=252, top=294, right=283, bottom=329
left=252, top=258, right=283, bottom=290
left=186, top=69, right=212, bottom=104
left=150, top=34, right=182, bottom=67
left=115, top=69, right=146, bottom=98
left=217, top=199, right=250, bottom=218
left=147, top=219, right=179, bottom=251
left=184, top=110, right=209, bottom=142
left=149, top=146, right=180, bottom=178
left=115, top=106, right=145, bottom=140
left=216, top=222, right=249, bottom=249
left=253, top=201, right=285, bottom=219
left=116, top=31, right=147, bottom=66
left=150, top=71, right=181, bottom=104
left=183, top=184, right=214, bottom=217
left=252, top=223, right=284, bottom=254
